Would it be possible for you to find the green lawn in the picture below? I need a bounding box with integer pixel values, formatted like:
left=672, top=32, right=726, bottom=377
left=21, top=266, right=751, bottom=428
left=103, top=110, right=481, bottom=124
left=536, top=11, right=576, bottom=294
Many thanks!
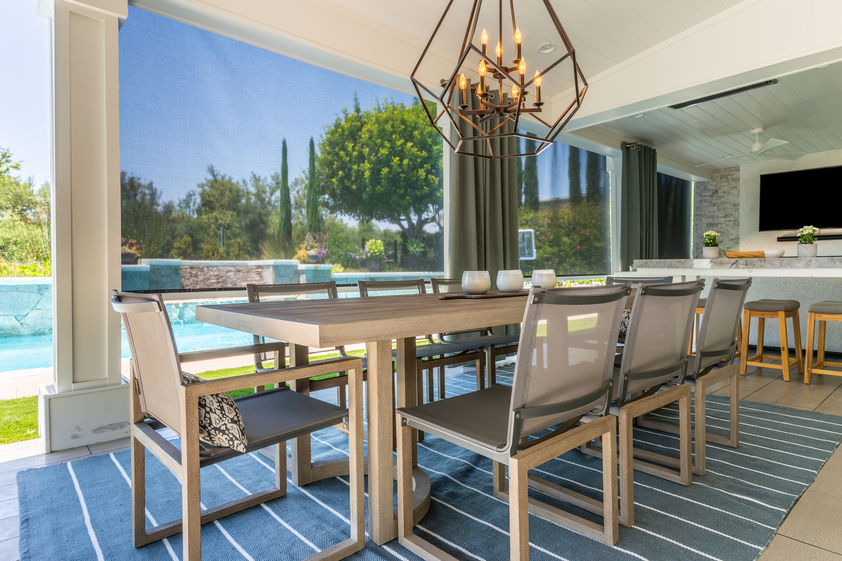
left=0, top=396, right=39, bottom=444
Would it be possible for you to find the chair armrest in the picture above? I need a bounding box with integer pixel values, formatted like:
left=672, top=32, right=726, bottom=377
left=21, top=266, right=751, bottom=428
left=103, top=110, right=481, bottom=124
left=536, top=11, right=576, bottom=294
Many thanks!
left=181, top=357, right=364, bottom=398
left=178, top=342, right=286, bottom=363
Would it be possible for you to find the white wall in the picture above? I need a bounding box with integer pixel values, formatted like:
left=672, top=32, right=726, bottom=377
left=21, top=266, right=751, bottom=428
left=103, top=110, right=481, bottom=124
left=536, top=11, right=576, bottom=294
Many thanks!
left=740, top=147, right=842, bottom=255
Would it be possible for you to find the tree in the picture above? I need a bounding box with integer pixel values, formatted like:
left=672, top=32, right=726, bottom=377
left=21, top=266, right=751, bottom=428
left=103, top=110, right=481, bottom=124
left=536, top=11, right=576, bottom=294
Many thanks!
left=120, top=172, right=176, bottom=258
left=277, top=138, right=292, bottom=240
left=306, top=137, right=322, bottom=233
left=568, top=146, right=583, bottom=205
left=585, top=150, right=604, bottom=204
left=522, top=137, right=539, bottom=211
left=0, top=148, right=21, bottom=178
left=316, top=98, right=442, bottom=242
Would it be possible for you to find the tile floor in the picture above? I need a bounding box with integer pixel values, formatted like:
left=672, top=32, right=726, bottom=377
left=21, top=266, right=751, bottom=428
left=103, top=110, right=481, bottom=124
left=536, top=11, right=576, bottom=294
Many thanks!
left=2, top=351, right=842, bottom=560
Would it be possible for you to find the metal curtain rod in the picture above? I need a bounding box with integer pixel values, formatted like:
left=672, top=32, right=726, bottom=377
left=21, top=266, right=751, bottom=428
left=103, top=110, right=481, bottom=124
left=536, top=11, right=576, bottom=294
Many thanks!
left=624, top=143, right=642, bottom=150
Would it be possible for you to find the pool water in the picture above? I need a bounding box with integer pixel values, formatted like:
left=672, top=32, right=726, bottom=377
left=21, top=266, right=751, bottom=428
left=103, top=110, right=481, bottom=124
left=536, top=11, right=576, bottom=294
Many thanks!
left=0, top=322, right=258, bottom=374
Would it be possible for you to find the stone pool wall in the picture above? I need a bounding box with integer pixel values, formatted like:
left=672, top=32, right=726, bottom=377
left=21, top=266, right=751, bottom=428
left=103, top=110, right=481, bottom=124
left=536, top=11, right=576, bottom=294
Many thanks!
left=0, top=278, right=53, bottom=337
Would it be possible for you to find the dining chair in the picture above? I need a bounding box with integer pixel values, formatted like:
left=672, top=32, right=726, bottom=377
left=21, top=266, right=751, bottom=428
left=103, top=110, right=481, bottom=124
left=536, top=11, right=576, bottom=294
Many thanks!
left=247, top=281, right=363, bottom=407
left=584, top=279, right=703, bottom=527
left=358, top=279, right=487, bottom=398
left=606, top=275, right=673, bottom=347
left=396, top=284, right=630, bottom=559
left=637, top=277, right=751, bottom=475
left=430, top=277, right=519, bottom=392
left=111, top=290, right=365, bottom=561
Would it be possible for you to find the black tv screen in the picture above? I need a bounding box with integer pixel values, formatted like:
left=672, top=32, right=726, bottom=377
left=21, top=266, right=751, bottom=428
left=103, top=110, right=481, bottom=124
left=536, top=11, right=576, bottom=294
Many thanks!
left=758, top=165, right=842, bottom=231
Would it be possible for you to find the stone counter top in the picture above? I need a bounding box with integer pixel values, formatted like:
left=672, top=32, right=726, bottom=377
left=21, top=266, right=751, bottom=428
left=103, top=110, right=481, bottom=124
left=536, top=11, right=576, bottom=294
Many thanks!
left=632, top=257, right=842, bottom=277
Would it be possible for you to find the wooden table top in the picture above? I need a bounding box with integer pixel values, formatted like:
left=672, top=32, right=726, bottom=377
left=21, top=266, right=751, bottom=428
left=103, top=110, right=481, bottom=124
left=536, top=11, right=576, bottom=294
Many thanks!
left=196, top=292, right=529, bottom=348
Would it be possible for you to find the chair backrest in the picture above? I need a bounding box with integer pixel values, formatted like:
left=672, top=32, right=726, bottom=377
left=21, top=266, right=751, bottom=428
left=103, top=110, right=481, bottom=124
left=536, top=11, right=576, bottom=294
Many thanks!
left=111, top=290, right=183, bottom=432
left=606, top=275, right=673, bottom=286
left=430, top=278, right=463, bottom=294
left=617, top=280, right=704, bottom=402
left=692, top=277, right=752, bottom=375
left=358, top=279, right=426, bottom=297
left=507, top=284, right=631, bottom=453
left=246, top=281, right=339, bottom=369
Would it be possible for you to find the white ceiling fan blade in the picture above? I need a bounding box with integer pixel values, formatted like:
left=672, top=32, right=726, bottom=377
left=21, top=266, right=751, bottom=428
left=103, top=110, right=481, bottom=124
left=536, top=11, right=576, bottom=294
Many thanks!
left=759, top=152, right=805, bottom=161
left=757, top=138, right=788, bottom=153
left=695, top=152, right=752, bottom=167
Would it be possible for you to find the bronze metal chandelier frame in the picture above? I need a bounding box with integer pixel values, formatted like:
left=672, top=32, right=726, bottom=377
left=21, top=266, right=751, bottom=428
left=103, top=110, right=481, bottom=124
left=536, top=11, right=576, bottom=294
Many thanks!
left=411, top=0, right=588, bottom=159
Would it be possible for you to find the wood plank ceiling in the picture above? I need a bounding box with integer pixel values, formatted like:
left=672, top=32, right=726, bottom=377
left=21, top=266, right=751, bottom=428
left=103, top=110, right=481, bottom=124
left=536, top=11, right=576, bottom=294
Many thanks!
left=590, top=62, right=842, bottom=169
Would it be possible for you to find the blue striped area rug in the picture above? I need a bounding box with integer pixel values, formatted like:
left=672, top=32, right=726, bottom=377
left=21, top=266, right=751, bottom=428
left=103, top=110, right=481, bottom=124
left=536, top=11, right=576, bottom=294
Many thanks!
left=18, top=367, right=842, bottom=561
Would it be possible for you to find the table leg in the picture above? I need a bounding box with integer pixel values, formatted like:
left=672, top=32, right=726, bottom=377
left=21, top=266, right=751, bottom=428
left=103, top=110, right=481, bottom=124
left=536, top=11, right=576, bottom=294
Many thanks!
left=367, top=339, right=396, bottom=545
left=395, top=337, right=418, bottom=467
left=288, top=343, right=312, bottom=486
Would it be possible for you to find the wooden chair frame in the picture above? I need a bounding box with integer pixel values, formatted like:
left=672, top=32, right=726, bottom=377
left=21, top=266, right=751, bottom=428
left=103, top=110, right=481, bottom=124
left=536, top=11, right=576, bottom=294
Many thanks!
left=805, top=311, right=842, bottom=383
left=130, top=356, right=365, bottom=561
left=739, top=308, right=803, bottom=381
left=397, top=412, right=619, bottom=561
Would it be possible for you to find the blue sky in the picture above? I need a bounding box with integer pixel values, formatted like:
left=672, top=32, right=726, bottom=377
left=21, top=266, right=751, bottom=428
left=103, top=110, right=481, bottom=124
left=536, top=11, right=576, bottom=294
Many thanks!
left=119, top=6, right=416, bottom=204
left=0, top=0, right=51, bottom=186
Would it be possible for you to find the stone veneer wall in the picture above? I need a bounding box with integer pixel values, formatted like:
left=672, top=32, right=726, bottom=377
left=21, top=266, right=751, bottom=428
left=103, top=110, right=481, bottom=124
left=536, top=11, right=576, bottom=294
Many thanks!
left=693, top=166, right=740, bottom=257
left=181, top=263, right=274, bottom=289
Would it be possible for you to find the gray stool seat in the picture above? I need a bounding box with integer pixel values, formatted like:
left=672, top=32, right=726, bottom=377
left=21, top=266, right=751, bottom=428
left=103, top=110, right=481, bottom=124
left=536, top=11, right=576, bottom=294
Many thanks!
left=808, top=301, right=842, bottom=315
left=744, top=299, right=800, bottom=312
left=697, top=298, right=706, bottom=308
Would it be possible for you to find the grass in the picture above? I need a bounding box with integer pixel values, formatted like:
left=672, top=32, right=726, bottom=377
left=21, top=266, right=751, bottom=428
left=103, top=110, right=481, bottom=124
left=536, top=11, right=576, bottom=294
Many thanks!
left=0, top=396, right=39, bottom=444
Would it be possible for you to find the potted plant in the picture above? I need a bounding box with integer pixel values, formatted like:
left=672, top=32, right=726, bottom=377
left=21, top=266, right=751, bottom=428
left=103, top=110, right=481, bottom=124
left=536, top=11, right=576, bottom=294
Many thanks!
left=702, top=230, right=720, bottom=259
left=121, top=238, right=144, bottom=264
left=796, top=225, right=819, bottom=258
left=365, top=239, right=385, bottom=272
left=403, top=238, right=424, bottom=271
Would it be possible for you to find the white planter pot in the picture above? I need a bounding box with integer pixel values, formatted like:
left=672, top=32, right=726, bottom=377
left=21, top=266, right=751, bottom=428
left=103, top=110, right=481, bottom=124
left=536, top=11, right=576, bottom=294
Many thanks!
left=797, top=243, right=817, bottom=258
left=702, top=246, right=719, bottom=259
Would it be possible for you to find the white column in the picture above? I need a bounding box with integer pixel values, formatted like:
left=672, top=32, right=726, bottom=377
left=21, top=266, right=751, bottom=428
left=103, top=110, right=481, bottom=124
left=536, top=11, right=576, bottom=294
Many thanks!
left=39, top=0, right=129, bottom=452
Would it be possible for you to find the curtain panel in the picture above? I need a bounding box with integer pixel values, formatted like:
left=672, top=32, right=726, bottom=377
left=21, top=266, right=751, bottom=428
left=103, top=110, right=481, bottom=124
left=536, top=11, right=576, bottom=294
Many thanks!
left=447, top=88, right=519, bottom=287
left=620, top=143, right=658, bottom=271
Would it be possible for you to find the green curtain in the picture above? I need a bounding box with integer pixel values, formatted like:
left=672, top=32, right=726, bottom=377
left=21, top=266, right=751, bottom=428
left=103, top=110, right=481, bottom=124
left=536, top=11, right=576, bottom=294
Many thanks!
left=620, top=143, right=658, bottom=271
left=447, top=88, right=519, bottom=288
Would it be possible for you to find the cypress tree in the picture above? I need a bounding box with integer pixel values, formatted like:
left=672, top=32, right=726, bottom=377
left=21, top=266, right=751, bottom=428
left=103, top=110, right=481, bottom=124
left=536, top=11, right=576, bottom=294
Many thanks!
left=568, top=146, right=583, bottom=205
left=522, top=137, right=539, bottom=211
left=585, top=150, right=603, bottom=204
left=277, top=138, right=292, bottom=240
left=306, top=137, right=322, bottom=232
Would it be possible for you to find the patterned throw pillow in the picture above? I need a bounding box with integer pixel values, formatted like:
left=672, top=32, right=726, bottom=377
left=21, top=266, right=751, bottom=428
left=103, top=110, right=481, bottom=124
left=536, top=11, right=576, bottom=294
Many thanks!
left=181, top=373, right=249, bottom=453
left=618, top=309, right=631, bottom=339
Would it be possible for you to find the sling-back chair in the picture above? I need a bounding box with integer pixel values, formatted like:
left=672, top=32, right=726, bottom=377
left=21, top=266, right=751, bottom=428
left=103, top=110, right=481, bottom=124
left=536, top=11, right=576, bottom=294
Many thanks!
left=112, top=291, right=364, bottom=561
left=397, top=284, right=631, bottom=560
left=586, top=279, right=703, bottom=527
left=638, top=278, right=751, bottom=475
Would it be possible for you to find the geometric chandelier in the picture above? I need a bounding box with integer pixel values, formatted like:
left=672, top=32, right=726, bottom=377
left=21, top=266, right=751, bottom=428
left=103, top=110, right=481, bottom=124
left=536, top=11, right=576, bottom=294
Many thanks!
left=411, top=0, right=588, bottom=159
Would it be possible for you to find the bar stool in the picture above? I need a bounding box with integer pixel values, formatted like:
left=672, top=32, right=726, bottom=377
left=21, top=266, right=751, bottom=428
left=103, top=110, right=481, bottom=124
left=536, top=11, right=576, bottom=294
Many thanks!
left=739, top=299, right=803, bottom=381
left=804, top=301, right=842, bottom=383
left=689, top=297, right=742, bottom=360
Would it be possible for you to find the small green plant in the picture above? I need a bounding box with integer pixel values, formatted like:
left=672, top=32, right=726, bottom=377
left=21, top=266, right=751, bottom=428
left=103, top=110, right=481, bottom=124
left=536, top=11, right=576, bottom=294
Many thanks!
left=406, top=238, right=425, bottom=255
left=331, top=263, right=345, bottom=273
left=365, top=239, right=385, bottom=259
left=797, top=225, right=818, bottom=244
left=703, top=230, right=720, bottom=247
left=169, top=234, right=193, bottom=259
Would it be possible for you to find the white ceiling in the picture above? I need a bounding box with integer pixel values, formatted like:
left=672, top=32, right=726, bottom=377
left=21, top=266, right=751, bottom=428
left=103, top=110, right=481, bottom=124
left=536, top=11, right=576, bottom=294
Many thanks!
left=590, top=62, right=842, bottom=170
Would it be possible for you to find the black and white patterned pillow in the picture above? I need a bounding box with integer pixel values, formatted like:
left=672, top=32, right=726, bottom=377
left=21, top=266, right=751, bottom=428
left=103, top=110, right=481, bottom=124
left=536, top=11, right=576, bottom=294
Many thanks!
left=182, top=373, right=249, bottom=453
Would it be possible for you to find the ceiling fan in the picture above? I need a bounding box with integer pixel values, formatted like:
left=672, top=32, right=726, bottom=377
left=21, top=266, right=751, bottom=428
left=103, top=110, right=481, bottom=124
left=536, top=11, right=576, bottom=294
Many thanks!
left=695, top=128, right=804, bottom=167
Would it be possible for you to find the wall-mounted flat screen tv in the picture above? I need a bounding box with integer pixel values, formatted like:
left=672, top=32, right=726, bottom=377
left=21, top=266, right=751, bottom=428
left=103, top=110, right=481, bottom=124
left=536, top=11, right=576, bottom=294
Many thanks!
left=758, top=165, right=842, bottom=231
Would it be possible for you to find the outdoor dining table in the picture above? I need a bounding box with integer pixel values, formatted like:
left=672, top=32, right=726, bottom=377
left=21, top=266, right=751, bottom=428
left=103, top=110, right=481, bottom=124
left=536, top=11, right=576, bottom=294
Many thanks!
left=196, top=291, right=529, bottom=545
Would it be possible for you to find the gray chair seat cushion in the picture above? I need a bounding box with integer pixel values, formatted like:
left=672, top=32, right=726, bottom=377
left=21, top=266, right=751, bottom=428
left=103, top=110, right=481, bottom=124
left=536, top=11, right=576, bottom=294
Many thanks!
left=415, top=340, right=488, bottom=359
left=199, top=387, right=346, bottom=467
left=744, top=299, right=800, bottom=312
left=398, top=384, right=512, bottom=451
left=808, top=301, right=842, bottom=315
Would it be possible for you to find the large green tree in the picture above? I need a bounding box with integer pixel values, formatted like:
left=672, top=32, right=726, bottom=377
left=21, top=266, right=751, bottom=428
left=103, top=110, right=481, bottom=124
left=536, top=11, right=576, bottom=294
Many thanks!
left=585, top=150, right=603, bottom=204
left=522, top=137, right=539, bottom=211
left=568, top=146, right=583, bottom=205
left=316, top=98, right=442, bottom=241
left=120, top=172, right=176, bottom=258
left=277, top=138, right=292, bottom=240
left=306, top=137, right=322, bottom=233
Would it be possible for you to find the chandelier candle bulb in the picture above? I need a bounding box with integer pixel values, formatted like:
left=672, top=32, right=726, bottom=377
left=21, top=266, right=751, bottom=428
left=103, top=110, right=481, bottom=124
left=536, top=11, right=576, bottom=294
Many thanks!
left=481, top=29, right=488, bottom=57
left=496, top=41, right=502, bottom=66
left=511, top=83, right=519, bottom=101
left=514, top=27, right=522, bottom=60
left=479, top=60, right=487, bottom=94
left=459, top=73, right=467, bottom=106
left=534, top=71, right=542, bottom=104
left=518, top=58, right=526, bottom=85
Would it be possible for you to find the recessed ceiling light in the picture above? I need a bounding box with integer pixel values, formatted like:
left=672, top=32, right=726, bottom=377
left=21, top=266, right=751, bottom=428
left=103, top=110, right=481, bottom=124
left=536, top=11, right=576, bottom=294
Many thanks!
left=632, top=113, right=645, bottom=118
left=536, top=42, right=556, bottom=54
